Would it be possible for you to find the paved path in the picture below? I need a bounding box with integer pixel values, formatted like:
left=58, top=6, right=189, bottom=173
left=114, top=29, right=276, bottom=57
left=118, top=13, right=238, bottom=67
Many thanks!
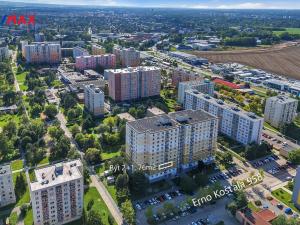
left=90, top=175, right=123, bottom=225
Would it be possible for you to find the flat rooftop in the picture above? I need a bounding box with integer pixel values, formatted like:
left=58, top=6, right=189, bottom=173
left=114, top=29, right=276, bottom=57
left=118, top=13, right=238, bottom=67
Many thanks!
left=30, top=160, right=82, bottom=191
left=105, top=66, right=159, bottom=74
left=0, top=164, right=12, bottom=177
left=117, top=113, right=136, bottom=122
left=186, top=89, right=263, bottom=121
left=268, top=95, right=298, bottom=104
left=147, top=107, right=165, bottom=116
left=127, top=109, right=217, bottom=133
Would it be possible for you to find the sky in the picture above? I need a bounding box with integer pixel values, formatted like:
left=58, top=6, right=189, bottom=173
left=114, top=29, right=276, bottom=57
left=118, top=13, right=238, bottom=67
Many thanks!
left=3, top=0, right=300, bottom=9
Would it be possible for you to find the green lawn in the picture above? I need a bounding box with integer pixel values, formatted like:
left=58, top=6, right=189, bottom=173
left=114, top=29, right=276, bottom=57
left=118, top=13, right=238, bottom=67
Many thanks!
left=273, top=28, right=300, bottom=35
left=12, top=172, right=31, bottom=207
left=95, top=164, right=106, bottom=175
left=271, top=188, right=300, bottom=213
left=24, top=208, right=33, bottom=225
left=37, top=156, right=49, bottom=166
left=11, top=160, right=24, bottom=171
left=16, top=72, right=29, bottom=91
left=84, top=187, right=117, bottom=225
left=101, top=151, right=121, bottom=160
left=104, top=181, right=117, bottom=203
left=264, top=122, right=280, bottom=133
left=0, top=114, right=21, bottom=128
left=9, top=212, right=18, bottom=225
left=247, top=201, right=260, bottom=212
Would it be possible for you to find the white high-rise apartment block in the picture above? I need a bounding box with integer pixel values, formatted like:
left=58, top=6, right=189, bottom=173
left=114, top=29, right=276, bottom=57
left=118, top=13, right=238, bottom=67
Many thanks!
left=0, top=46, right=10, bottom=61
left=264, top=95, right=298, bottom=128
left=185, top=90, right=264, bottom=145
left=84, top=84, right=105, bottom=116
left=0, top=164, right=16, bottom=207
left=30, top=160, right=83, bottom=225
left=113, top=46, right=140, bottom=67
left=24, top=43, right=61, bottom=64
left=178, top=79, right=214, bottom=104
left=126, top=109, right=218, bottom=182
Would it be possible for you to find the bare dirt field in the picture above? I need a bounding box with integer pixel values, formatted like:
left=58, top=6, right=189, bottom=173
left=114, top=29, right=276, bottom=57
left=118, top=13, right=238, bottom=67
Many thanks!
left=191, top=41, right=300, bottom=80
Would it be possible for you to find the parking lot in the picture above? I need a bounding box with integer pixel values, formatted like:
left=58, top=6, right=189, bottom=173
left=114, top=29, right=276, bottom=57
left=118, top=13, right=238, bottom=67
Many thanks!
left=135, top=185, right=239, bottom=225
left=208, top=167, right=244, bottom=184
left=262, top=129, right=300, bottom=154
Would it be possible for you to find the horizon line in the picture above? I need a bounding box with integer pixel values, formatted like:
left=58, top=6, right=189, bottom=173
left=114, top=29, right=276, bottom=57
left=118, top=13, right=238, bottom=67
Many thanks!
left=2, top=1, right=300, bottom=10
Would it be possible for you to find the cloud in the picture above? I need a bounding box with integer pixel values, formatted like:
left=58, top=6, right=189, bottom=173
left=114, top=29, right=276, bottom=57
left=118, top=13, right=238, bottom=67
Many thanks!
left=217, top=2, right=267, bottom=9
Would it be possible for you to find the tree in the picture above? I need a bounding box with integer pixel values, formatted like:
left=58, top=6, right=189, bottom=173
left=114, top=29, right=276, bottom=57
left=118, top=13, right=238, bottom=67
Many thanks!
left=115, top=173, right=129, bottom=191
left=3, top=121, right=17, bottom=138
left=70, top=124, right=80, bottom=137
left=86, top=210, right=103, bottom=225
left=44, top=104, right=58, bottom=120
left=163, top=202, right=175, bottom=214
left=226, top=201, right=237, bottom=215
left=0, top=133, right=14, bottom=156
left=15, top=173, right=26, bottom=199
left=85, top=148, right=102, bottom=165
left=48, top=126, right=64, bottom=140
left=87, top=199, right=94, bottom=211
left=62, top=94, right=77, bottom=109
left=288, top=149, right=300, bottom=165
left=3, top=90, right=16, bottom=106
left=129, top=171, right=149, bottom=195
left=121, top=200, right=135, bottom=225
left=31, top=104, right=43, bottom=118
left=194, top=173, right=209, bottom=187
left=179, top=174, right=196, bottom=194
left=235, top=191, right=248, bottom=208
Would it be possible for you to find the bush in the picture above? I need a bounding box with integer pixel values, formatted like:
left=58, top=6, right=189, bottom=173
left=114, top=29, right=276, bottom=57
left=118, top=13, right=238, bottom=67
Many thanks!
left=254, top=200, right=262, bottom=206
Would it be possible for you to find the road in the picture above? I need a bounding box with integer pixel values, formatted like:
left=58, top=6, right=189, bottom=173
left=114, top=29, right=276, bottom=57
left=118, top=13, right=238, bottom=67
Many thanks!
left=90, top=175, right=123, bottom=225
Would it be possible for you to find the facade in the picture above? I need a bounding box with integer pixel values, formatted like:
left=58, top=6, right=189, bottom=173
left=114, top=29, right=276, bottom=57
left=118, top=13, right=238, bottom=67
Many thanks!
left=185, top=90, right=263, bottom=145
left=0, top=46, right=10, bottom=61
left=178, top=79, right=214, bottom=104
left=113, top=46, right=140, bottom=67
left=292, top=167, right=300, bottom=209
left=73, top=46, right=89, bottom=58
left=75, top=54, right=116, bottom=71
left=126, top=109, right=218, bottom=182
left=92, top=44, right=105, bottom=55
left=171, top=68, right=203, bottom=87
left=84, top=84, right=105, bottom=116
left=264, top=95, right=298, bottom=128
left=107, top=66, right=161, bottom=102
left=21, top=40, right=28, bottom=58
left=30, top=160, right=84, bottom=225
left=24, top=43, right=61, bottom=64
left=0, top=164, right=16, bottom=207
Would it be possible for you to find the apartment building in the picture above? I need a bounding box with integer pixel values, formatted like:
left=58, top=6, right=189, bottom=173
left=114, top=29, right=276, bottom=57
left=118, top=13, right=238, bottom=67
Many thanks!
left=264, top=95, right=298, bottom=128
left=30, top=160, right=83, bottom=225
left=107, top=66, right=161, bottom=102
left=185, top=90, right=263, bottom=145
left=178, top=79, right=214, bottom=104
left=24, top=43, right=61, bottom=64
left=84, top=84, right=105, bottom=116
left=292, top=167, right=300, bottom=209
left=0, top=46, right=9, bottom=61
left=113, top=46, right=140, bottom=67
left=73, top=46, right=89, bottom=58
left=21, top=40, right=28, bottom=58
left=92, top=44, right=105, bottom=55
left=35, top=33, right=45, bottom=42
left=0, top=164, right=16, bottom=207
left=171, top=68, right=203, bottom=87
left=126, top=109, right=218, bottom=182
left=75, top=54, right=116, bottom=71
